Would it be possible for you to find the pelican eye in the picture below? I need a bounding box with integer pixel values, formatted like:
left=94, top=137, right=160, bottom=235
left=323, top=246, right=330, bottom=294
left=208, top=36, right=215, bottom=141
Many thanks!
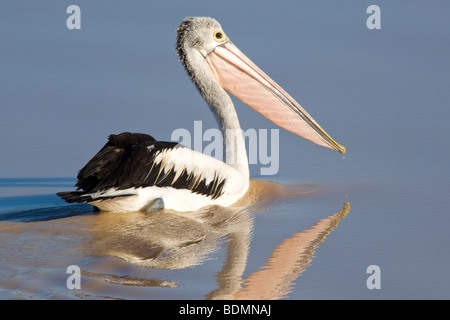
left=213, top=31, right=226, bottom=42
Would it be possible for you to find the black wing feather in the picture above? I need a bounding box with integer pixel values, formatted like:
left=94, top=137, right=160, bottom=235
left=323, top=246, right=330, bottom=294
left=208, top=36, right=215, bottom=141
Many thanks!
left=58, top=132, right=226, bottom=203
left=75, top=132, right=157, bottom=192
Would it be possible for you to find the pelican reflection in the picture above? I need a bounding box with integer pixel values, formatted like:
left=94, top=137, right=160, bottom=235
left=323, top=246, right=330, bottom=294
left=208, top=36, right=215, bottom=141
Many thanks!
left=209, top=202, right=350, bottom=300
left=81, top=180, right=350, bottom=299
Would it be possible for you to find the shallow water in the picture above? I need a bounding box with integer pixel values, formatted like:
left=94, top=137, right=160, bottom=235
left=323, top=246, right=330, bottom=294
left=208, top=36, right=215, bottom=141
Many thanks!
left=1, top=1, right=450, bottom=299
left=0, top=179, right=351, bottom=300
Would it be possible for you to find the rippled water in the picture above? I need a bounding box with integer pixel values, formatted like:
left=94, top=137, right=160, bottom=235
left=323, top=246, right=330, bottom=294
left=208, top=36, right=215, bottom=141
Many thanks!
left=1, top=1, right=449, bottom=300
left=0, top=179, right=351, bottom=299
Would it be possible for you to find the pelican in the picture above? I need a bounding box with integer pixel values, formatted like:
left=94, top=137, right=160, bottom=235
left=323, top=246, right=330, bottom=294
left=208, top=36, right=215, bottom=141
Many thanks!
left=57, top=17, right=345, bottom=213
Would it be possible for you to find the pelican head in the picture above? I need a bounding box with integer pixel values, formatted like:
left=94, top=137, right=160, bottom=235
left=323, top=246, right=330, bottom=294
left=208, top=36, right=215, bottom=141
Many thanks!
left=176, top=17, right=345, bottom=154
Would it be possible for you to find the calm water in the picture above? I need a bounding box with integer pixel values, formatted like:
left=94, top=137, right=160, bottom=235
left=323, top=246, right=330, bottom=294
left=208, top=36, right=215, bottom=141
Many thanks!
left=1, top=1, right=449, bottom=299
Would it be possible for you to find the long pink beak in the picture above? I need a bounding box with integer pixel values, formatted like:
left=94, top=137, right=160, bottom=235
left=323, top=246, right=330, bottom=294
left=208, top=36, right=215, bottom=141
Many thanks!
left=205, top=41, right=345, bottom=154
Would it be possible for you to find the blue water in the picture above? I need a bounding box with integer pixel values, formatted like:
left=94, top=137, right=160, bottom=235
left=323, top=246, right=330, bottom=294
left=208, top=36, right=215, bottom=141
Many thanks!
left=1, top=1, right=450, bottom=299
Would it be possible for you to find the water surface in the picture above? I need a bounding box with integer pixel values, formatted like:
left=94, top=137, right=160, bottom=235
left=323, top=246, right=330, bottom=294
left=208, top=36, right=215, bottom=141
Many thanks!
left=1, top=1, right=449, bottom=299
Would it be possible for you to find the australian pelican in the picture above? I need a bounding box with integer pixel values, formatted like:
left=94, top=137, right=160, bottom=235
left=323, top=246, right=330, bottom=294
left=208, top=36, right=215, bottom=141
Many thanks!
left=57, top=17, right=345, bottom=213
